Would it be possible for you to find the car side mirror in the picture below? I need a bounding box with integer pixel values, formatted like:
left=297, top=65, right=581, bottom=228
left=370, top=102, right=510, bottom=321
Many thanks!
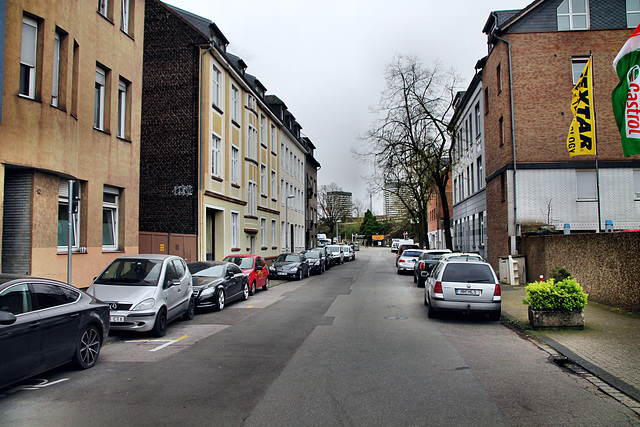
left=165, top=278, right=181, bottom=289
left=0, top=311, right=17, bottom=325
left=256, top=266, right=263, bottom=271
left=226, top=271, right=234, bottom=278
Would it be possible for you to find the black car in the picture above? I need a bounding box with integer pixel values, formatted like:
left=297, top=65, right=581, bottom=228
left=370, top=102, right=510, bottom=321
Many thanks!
left=311, top=247, right=334, bottom=269
left=304, top=250, right=326, bottom=275
left=414, top=250, right=452, bottom=287
left=0, top=275, right=110, bottom=390
left=187, top=261, right=250, bottom=311
left=269, top=253, right=310, bottom=280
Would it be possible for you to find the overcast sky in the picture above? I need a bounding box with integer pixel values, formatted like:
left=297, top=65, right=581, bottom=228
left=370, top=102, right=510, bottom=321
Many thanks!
left=163, top=0, right=533, bottom=215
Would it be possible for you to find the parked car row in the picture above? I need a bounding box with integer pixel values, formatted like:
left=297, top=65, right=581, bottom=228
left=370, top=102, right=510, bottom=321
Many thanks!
left=268, top=244, right=356, bottom=280
left=396, top=249, right=501, bottom=321
left=0, top=252, right=271, bottom=391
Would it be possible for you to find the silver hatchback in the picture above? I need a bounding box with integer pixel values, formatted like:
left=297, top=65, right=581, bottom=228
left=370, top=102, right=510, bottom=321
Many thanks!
left=424, top=259, right=501, bottom=320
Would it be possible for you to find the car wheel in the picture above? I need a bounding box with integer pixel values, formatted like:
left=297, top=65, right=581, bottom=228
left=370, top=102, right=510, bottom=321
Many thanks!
left=242, top=282, right=250, bottom=301
left=182, top=296, right=195, bottom=321
left=321, top=264, right=325, bottom=274
left=489, top=310, right=501, bottom=321
left=263, top=278, right=269, bottom=291
left=397, top=269, right=401, bottom=275
left=214, top=288, right=225, bottom=311
left=306, top=268, right=310, bottom=278
left=249, top=281, right=256, bottom=296
left=427, top=299, right=438, bottom=319
left=424, top=291, right=429, bottom=307
left=72, top=324, right=102, bottom=369
left=297, top=269, right=302, bottom=280
left=152, top=308, right=168, bottom=337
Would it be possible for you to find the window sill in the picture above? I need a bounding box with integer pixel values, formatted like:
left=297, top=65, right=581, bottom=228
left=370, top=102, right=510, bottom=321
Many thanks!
left=94, top=127, right=111, bottom=136
left=117, top=136, right=132, bottom=143
left=231, top=183, right=241, bottom=189
left=231, top=247, right=241, bottom=252
left=212, top=104, right=224, bottom=115
left=232, top=120, right=241, bottom=129
left=102, top=249, right=124, bottom=254
left=211, top=175, right=223, bottom=183
left=97, top=12, right=114, bottom=25
left=120, top=29, right=134, bottom=40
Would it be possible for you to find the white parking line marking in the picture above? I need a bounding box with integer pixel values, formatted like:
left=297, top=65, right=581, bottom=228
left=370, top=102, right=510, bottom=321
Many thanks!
left=149, top=335, right=188, bottom=352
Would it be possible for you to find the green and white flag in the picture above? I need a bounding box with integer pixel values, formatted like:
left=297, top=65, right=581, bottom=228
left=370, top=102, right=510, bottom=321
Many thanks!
left=612, top=24, right=640, bottom=157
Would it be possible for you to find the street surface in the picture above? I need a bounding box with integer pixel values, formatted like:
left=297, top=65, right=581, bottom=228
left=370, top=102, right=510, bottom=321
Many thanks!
left=1, top=248, right=638, bottom=426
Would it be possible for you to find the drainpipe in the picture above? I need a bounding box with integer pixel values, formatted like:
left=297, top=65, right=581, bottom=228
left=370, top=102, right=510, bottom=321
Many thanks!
left=494, top=32, right=518, bottom=254
left=200, top=39, right=215, bottom=192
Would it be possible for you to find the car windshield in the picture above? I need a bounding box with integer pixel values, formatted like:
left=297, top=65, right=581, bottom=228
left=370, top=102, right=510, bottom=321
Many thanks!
left=305, top=252, right=320, bottom=259
left=192, top=265, right=225, bottom=278
left=95, top=259, right=162, bottom=286
left=224, top=256, right=254, bottom=269
left=276, top=254, right=300, bottom=263
left=327, top=246, right=340, bottom=253
left=442, top=264, right=495, bottom=283
left=403, top=250, right=422, bottom=257
left=426, top=253, right=446, bottom=260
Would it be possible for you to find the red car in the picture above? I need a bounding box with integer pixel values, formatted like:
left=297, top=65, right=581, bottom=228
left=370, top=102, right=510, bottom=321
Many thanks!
left=223, top=254, right=269, bottom=295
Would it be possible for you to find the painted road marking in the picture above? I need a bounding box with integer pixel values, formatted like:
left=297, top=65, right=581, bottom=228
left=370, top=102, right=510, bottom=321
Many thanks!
left=126, top=335, right=188, bottom=352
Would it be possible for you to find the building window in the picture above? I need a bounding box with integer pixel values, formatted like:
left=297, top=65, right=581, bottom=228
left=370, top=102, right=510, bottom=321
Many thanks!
left=231, top=85, right=239, bottom=123
left=261, top=218, right=266, bottom=247
left=557, top=0, right=589, bottom=31
left=477, top=156, right=483, bottom=190
left=58, top=180, right=80, bottom=251
left=52, top=31, right=61, bottom=107
left=120, top=0, right=130, bottom=34
left=231, top=146, right=239, bottom=184
left=212, top=65, right=220, bottom=108
left=271, top=170, right=276, bottom=198
left=479, top=212, right=485, bottom=245
left=466, top=166, right=471, bottom=196
left=248, top=182, right=257, bottom=216
left=628, top=0, right=640, bottom=28
left=499, top=116, right=505, bottom=147
left=117, top=78, right=129, bottom=139
left=247, top=125, right=257, bottom=160
left=20, top=16, right=38, bottom=99
left=496, top=63, right=502, bottom=94
left=260, top=115, right=266, bottom=147
left=474, top=103, right=481, bottom=138
left=103, top=186, right=119, bottom=251
left=98, top=0, right=108, bottom=17
left=470, top=163, right=475, bottom=194
left=453, top=178, right=458, bottom=204
left=260, top=164, right=267, bottom=195
left=576, top=170, right=597, bottom=201
left=211, top=134, right=220, bottom=177
left=271, top=125, right=277, bottom=151
left=271, top=219, right=277, bottom=247
left=231, top=212, right=238, bottom=247
left=571, top=57, right=589, bottom=85
left=94, top=66, right=106, bottom=130
left=484, top=87, right=489, bottom=114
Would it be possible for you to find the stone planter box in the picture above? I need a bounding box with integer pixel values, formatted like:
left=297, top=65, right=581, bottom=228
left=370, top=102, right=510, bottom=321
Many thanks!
left=528, top=306, right=584, bottom=328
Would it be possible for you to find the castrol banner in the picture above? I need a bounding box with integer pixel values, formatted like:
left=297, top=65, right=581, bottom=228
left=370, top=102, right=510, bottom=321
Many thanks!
left=612, top=24, right=640, bottom=157
left=567, top=58, right=595, bottom=156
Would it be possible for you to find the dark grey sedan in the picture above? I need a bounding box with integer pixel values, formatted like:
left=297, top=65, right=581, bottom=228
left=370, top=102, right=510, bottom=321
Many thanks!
left=187, top=261, right=250, bottom=311
left=268, top=253, right=310, bottom=280
left=0, top=275, right=109, bottom=390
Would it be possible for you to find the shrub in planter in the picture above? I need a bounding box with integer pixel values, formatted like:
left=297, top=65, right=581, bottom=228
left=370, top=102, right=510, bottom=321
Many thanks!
left=524, top=278, right=588, bottom=327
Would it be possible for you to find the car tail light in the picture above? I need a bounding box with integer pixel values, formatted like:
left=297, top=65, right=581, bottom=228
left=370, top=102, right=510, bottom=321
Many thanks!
left=433, top=281, right=444, bottom=299
left=419, top=262, right=425, bottom=271
left=493, top=284, right=502, bottom=302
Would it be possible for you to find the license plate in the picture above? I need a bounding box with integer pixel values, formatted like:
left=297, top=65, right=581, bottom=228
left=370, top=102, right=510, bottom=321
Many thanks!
left=278, top=272, right=287, bottom=276
left=110, top=315, right=125, bottom=323
left=456, top=289, right=480, bottom=296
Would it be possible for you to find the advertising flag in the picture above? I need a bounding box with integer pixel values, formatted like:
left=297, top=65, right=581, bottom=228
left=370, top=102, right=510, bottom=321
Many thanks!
left=567, top=58, right=595, bottom=156
left=612, top=24, right=640, bottom=157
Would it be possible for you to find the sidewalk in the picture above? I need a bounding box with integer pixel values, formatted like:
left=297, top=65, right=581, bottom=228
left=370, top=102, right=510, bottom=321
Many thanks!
left=501, top=284, right=640, bottom=404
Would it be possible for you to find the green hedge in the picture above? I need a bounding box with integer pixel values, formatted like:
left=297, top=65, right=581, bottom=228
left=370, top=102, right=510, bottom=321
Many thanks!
left=524, top=278, right=588, bottom=311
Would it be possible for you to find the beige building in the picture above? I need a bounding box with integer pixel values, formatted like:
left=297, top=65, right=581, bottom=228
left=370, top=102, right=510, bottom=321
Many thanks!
left=0, top=0, right=144, bottom=286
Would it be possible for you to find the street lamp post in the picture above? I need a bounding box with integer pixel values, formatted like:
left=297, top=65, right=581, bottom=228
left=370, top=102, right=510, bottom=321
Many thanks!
left=286, top=194, right=296, bottom=252
left=336, top=219, right=342, bottom=243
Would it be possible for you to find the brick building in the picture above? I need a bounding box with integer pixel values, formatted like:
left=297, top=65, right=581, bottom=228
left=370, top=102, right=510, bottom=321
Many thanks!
left=481, top=0, right=640, bottom=270
left=0, top=0, right=144, bottom=285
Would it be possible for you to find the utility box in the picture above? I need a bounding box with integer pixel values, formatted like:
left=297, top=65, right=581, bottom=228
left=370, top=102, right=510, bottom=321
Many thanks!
left=498, top=255, right=527, bottom=285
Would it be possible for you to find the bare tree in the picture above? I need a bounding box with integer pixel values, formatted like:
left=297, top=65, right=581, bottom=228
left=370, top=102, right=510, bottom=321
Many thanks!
left=356, top=55, right=461, bottom=248
left=318, top=183, right=351, bottom=235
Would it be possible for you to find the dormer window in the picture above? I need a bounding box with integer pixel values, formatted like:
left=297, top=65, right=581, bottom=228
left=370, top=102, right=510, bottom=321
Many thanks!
left=557, top=0, right=588, bottom=31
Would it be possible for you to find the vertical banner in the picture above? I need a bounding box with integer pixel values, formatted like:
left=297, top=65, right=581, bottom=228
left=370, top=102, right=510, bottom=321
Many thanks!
left=612, top=24, right=640, bottom=157
left=567, top=58, right=595, bottom=156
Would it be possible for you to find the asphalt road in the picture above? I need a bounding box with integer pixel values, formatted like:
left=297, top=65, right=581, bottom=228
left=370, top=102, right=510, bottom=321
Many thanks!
left=1, top=248, right=638, bottom=426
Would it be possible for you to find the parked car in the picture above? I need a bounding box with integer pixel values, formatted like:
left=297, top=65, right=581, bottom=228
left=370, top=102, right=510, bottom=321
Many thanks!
left=187, top=261, right=250, bottom=311
left=424, top=259, right=501, bottom=320
left=414, top=249, right=453, bottom=287
left=397, top=249, right=424, bottom=274
left=0, top=275, right=110, bottom=390
left=325, top=245, right=344, bottom=264
left=304, top=250, right=326, bottom=275
left=87, top=254, right=194, bottom=337
left=223, top=254, right=269, bottom=294
left=311, top=247, right=334, bottom=269
left=438, top=252, right=484, bottom=262
left=340, top=244, right=355, bottom=261
left=269, top=253, right=310, bottom=280
left=395, top=243, right=420, bottom=266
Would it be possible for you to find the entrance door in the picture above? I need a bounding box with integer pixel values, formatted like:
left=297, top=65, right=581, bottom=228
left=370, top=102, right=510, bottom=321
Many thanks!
left=206, top=209, right=216, bottom=260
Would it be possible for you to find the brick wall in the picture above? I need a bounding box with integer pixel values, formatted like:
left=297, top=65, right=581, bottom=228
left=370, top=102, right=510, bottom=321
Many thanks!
left=520, top=232, right=640, bottom=312
left=139, top=1, right=204, bottom=235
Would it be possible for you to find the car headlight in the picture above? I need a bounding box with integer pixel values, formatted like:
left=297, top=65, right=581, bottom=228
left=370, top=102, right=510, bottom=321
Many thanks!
left=133, top=298, right=155, bottom=311
left=200, top=287, right=215, bottom=297
left=288, top=265, right=298, bottom=271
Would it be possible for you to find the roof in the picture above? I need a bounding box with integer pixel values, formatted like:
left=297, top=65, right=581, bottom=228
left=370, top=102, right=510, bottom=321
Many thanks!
left=165, top=3, right=229, bottom=46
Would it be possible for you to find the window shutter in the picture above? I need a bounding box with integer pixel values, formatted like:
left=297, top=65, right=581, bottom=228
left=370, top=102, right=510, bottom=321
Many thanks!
left=21, top=18, right=37, bottom=67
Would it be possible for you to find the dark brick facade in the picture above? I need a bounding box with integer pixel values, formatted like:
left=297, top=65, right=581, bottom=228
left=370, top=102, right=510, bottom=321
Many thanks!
left=140, top=0, right=205, bottom=235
